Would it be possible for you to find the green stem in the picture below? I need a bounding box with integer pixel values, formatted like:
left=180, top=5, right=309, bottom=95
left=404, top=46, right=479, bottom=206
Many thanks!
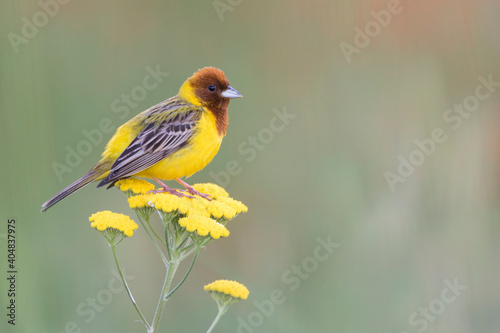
left=111, top=245, right=150, bottom=331
left=135, top=213, right=169, bottom=266
left=150, top=257, right=181, bottom=333
left=163, top=223, right=172, bottom=261
left=175, top=234, right=190, bottom=250
left=206, top=306, right=227, bottom=333
left=178, top=243, right=195, bottom=253
left=179, top=246, right=198, bottom=261
left=164, top=247, right=200, bottom=301
left=146, top=216, right=167, bottom=247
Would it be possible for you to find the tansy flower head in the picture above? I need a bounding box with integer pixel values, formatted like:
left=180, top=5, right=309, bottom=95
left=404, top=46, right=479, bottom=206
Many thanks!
left=178, top=216, right=229, bottom=239
left=204, top=280, right=249, bottom=300
left=192, top=183, right=229, bottom=200
left=128, top=193, right=189, bottom=214
left=115, top=179, right=155, bottom=196
left=205, top=200, right=237, bottom=220
left=128, top=193, right=154, bottom=210
left=153, top=193, right=190, bottom=215
left=89, top=211, right=138, bottom=237
left=217, top=197, right=248, bottom=215
left=204, top=197, right=248, bottom=220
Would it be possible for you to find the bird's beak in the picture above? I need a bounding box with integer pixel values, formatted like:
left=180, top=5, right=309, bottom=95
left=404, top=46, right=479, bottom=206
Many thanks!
left=221, top=86, right=243, bottom=99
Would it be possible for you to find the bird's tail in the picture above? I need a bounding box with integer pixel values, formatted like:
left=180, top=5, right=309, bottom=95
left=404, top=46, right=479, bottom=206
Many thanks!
left=41, top=162, right=110, bottom=212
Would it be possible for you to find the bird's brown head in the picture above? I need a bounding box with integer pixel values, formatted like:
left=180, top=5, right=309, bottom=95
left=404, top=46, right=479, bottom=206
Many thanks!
left=179, top=67, right=242, bottom=135
left=179, top=67, right=242, bottom=107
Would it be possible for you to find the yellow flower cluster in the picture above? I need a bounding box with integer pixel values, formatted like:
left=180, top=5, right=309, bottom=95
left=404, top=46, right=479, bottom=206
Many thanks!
left=178, top=216, right=229, bottom=239
left=204, top=280, right=249, bottom=300
left=89, top=211, right=138, bottom=237
left=191, top=183, right=229, bottom=199
left=115, top=178, right=155, bottom=195
left=128, top=183, right=247, bottom=220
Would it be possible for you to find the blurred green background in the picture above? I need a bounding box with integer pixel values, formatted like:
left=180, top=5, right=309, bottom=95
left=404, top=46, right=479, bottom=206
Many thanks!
left=2, top=0, right=500, bottom=332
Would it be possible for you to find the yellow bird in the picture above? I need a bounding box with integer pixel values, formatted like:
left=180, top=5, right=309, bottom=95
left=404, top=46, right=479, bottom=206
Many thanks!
left=42, top=67, right=242, bottom=212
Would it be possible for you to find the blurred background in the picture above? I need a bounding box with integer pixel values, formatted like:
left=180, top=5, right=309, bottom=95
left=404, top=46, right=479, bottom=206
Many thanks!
left=2, top=0, right=500, bottom=332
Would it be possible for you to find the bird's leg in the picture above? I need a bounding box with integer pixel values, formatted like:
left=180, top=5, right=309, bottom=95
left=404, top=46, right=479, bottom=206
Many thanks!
left=175, top=179, right=212, bottom=201
left=148, top=178, right=195, bottom=198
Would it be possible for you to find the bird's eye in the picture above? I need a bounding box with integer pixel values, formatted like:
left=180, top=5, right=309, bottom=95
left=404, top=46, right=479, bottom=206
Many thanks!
left=208, top=85, right=216, bottom=92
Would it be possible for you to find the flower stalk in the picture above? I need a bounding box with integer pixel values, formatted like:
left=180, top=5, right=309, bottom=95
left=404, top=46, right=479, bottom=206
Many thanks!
left=165, top=247, right=200, bottom=301
left=206, top=304, right=228, bottom=333
left=150, top=257, right=181, bottom=333
left=111, top=244, right=150, bottom=331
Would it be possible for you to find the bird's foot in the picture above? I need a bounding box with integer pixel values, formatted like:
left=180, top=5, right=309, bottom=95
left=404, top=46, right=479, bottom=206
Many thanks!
left=150, top=177, right=195, bottom=198
left=175, top=179, right=212, bottom=201
left=147, top=186, right=195, bottom=199
left=182, top=187, right=212, bottom=201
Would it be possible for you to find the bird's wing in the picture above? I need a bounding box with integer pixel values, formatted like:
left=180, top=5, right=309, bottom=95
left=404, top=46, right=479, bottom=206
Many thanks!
left=97, top=100, right=203, bottom=187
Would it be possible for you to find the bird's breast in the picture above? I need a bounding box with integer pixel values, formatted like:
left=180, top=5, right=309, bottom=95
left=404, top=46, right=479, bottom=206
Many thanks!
left=136, top=110, right=223, bottom=180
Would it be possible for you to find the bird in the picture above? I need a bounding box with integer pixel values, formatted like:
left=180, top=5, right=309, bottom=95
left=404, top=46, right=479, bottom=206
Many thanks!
left=41, top=67, right=242, bottom=212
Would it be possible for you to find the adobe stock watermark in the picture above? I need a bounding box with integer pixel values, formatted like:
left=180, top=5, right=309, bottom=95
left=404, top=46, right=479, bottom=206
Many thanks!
left=59, top=269, right=135, bottom=333
left=51, top=65, right=169, bottom=182
left=213, top=0, right=244, bottom=21
left=236, top=235, right=340, bottom=332
left=400, top=277, right=467, bottom=333
left=339, top=0, right=403, bottom=63
left=210, top=107, right=296, bottom=187
left=385, top=74, right=499, bottom=192
left=7, top=0, right=71, bottom=54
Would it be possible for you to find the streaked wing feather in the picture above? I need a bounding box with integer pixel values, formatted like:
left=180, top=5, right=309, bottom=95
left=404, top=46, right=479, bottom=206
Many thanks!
left=100, top=101, right=202, bottom=185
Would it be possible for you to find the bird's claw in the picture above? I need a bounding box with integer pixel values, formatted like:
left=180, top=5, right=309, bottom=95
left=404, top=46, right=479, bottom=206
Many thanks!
left=147, top=179, right=211, bottom=201
left=184, top=188, right=212, bottom=201
left=147, top=187, right=195, bottom=199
